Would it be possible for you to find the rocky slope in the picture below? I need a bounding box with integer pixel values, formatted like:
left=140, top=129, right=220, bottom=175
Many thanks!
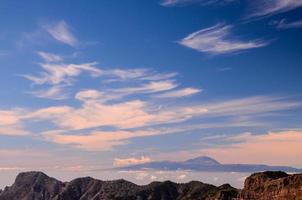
left=239, top=171, right=302, bottom=200
left=0, top=171, right=301, bottom=200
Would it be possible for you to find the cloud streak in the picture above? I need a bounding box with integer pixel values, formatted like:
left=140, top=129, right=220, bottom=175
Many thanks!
left=23, top=62, right=102, bottom=86
left=20, top=94, right=301, bottom=151
left=37, top=51, right=63, bottom=63
left=160, top=0, right=235, bottom=7
left=275, top=19, right=302, bottom=29
left=43, top=130, right=163, bottom=151
left=44, top=21, right=78, bottom=47
left=155, top=87, right=201, bottom=98
left=246, top=0, right=302, bottom=19
left=179, top=24, right=268, bottom=55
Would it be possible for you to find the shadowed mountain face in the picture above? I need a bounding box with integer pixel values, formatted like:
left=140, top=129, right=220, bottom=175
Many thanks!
left=120, top=156, right=302, bottom=173
left=0, top=171, right=238, bottom=200
left=0, top=171, right=302, bottom=200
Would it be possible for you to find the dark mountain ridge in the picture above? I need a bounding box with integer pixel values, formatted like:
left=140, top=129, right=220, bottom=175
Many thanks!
left=119, top=156, right=302, bottom=173
left=0, top=171, right=238, bottom=200
left=1, top=171, right=302, bottom=200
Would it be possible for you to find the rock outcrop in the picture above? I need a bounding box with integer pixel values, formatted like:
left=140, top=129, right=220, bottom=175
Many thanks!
left=239, top=171, right=302, bottom=200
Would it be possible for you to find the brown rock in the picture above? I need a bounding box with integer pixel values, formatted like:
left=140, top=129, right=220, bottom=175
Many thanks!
left=239, top=171, right=302, bottom=200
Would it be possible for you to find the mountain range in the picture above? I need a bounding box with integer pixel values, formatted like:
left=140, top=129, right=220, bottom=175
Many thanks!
left=0, top=171, right=302, bottom=200
left=119, top=156, right=302, bottom=173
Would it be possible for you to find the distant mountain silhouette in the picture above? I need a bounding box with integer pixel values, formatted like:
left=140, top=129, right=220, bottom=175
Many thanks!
left=1, top=171, right=302, bottom=199
left=119, top=156, right=302, bottom=173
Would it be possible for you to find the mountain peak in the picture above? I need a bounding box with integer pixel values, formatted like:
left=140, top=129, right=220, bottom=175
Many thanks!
left=15, top=171, right=52, bottom=186
left=185, top=156, right=220, bottom=165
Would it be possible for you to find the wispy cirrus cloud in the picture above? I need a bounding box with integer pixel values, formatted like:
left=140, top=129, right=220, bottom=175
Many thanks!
left=246, top=0, right=302, bottom=19
left=160, top=0, right=235, bottom=7
left=179, top=24, right=269, bottom=55
left=29, top=85, right=69, bottom=100
left=22, top=51, right=182, bottom=100
left=275, top=19, right=302, bottom=29
left=43, top=130, right=163, bottom=151
left=37, top=51, right=63, bottom=63
left=19, top=94, right=300, bottom=151
left=74, top=80, right=178, bottom=103
left=112, top=80, right=177, bottom=95
left=22, top=61, right=102, bottom=99
left=2, top=81, right=301, bottom=150
left=44, top=20, right=78, bottom=47
left=27, top=95, right=301, bottom=132
left=23, top=62, right=102, bottom=86
left=154, top=87, right=201, bottom=98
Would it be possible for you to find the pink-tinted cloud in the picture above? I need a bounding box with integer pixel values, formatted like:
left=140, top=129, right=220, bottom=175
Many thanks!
left=154, top=130, right=302, bottom=167
left=200, top=130, right=302, bottom=166
left=43, top=130, right=163, bottom=151
left=114, top=156, right=151, bottom=166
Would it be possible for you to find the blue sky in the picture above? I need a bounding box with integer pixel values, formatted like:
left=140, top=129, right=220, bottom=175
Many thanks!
left=0, top=0, right=302, bottom=187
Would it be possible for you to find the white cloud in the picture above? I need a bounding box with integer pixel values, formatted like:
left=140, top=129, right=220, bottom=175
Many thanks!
left=45, top=20, right=78, bottom=47
left=114, top=156, right=151, bottom=166
left=37, top=51, right=63, bottom=63
left=247, top=0, right=302, bottom=18
left=179, top=24, right=268, bottom=55
left=155, top=87, right=201, bottom=98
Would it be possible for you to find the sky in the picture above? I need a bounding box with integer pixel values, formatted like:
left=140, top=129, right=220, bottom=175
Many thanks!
left=1, top=0, right=302, bottom=188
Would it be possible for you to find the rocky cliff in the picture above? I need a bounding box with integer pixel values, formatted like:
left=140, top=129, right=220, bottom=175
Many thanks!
left=239, top=171, right=302, bottom=200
